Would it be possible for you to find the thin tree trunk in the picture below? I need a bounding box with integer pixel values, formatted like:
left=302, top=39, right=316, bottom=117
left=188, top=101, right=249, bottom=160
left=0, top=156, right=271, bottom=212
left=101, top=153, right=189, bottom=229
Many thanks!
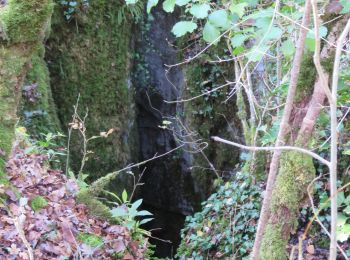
left=251, top=1, right=312, bottom=258
left=328, top=18, right=350, bottom=259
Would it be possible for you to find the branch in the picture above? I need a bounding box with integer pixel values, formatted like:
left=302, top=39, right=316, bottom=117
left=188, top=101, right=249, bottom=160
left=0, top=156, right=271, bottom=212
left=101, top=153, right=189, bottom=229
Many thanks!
left=211, top=136, right=330, bottom=167
left=328, top=16, right=350, bottom=259
left=89, top=144, right=185, bottom=194
left=311, top=0, right=333, bottom=104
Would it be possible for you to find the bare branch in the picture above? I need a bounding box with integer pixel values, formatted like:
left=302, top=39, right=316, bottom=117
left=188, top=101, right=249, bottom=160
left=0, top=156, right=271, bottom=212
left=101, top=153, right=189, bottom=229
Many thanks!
left=211, top=136, right=330, bottom=167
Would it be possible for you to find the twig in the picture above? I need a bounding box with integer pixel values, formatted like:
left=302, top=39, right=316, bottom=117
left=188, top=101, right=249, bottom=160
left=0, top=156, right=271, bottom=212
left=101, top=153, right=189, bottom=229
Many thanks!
left=66, top=94, right=81, bottom=175
left=304, top=176, right=349, bottom=260
left=13, top=216, right=34, bottom=260
left=211, top=136, right=330, bottom=167
left=89, top=144, right=185, bottom=193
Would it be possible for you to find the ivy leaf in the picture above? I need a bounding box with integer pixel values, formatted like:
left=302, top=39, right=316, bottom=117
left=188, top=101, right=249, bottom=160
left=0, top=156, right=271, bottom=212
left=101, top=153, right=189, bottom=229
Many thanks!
left=203, top=22, right=220, bottom=43
left=337, top=213, right=347, bottom=227
left=247, top=45, right=269, bottom=62
left=342, top=149, right=350, bottom=155
left=209, top=10, right=230, bottom=29
left=265, top=26, right=283, bottom=40
left=305, top=37, right=315, bottom=52
left=172, top=21, right=197, bottom=37
left=340, top=0, right=350, bottom=14
left=147, top=0, right=159, bottom=13
left=189, top=4, right=210, bottom=19
left=305, top=26, right=327, bottom=51
left=229, top=2, right=248, bottom=18
left=337, top=224, right=350, bottom=242
left=231, top=34, right=247, bottom=48
left=163, top=0, right=176, bottom=12
left=281, top=39, right=295, bottom=57
left=307, top=26, right=328, bottom=39
left=255, top=17, right=271, bottom=30
left=176, top=0, right=191, bottom=6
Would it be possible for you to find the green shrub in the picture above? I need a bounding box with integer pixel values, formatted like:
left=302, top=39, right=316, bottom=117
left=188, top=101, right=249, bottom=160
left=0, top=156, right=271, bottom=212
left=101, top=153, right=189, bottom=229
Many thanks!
left=177, top=172, right=261, bottom=259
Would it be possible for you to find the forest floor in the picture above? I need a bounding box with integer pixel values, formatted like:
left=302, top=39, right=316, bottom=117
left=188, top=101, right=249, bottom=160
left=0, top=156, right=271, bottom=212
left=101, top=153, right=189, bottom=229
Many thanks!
left=0, top=145, right=148, bottom=259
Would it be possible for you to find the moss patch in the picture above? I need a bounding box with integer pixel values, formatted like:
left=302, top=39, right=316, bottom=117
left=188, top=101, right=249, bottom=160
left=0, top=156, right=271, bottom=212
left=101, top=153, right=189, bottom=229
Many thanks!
left=31, top=195, right=48, bottom=212
left=20, top=46, right=61, bottom=137
left=296, top=55, right=317, bottom=102
left=260, top=151, right=316, bottom=259
left=76, top=189, right=112, bottom=220
left=0, top=0, right=53, bottom=44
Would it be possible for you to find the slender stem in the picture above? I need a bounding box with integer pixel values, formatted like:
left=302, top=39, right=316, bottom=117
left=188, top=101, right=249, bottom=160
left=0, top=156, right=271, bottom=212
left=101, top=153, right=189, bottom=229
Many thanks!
left=329, top=17, right=350, bottom=260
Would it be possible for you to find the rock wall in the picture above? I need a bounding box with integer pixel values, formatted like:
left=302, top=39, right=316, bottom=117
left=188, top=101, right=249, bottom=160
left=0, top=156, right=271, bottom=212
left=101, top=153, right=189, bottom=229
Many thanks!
left=46, top=1, right=137, bottom=184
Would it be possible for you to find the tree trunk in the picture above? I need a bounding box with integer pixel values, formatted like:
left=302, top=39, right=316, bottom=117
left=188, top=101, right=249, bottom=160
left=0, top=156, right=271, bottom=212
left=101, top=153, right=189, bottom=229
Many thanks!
left=259, top=16, right=348, bottom=258
left=0, top=0, right=53, bottom=179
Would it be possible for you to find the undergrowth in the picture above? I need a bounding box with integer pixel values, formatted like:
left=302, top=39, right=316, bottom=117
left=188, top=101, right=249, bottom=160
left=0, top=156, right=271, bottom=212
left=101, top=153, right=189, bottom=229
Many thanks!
left=177, top=172, right=261, bottom=259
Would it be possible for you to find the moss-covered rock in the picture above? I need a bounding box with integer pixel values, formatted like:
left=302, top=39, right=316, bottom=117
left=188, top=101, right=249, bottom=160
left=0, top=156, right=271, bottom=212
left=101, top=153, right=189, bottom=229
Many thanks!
left=183, top=53, right=242, bottom=198
left=0, top=0, right=54, bottom=180
left=20, top=46, right=61, bottom=137
left=0, top=0, right=53, bottom=44
left=46, top=1, right=137, bottom=180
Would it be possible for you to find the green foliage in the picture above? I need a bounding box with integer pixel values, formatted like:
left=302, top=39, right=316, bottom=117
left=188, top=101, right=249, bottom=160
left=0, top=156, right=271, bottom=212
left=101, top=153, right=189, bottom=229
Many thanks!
left=109, top=189, right=153, bottom=235
left=203, top=22, right=220, bottom=44
left=31, top=196, right=48, bottom=212
left=76, top=189, right=112, bottom=219
left=281, top=39, right=295, bottom=57
left=32, top=132, right=65, bottom=163
left=340, top=0, right=350, bottom=14
left=177, top=172, right=261, bottom=259
left=309, top=179, right=350, bottom=243
left=189, top=4, right=210, bottom=19
left=59, top=0, right=143, bottom=24
left=76, top=232, right=104, bottom=248
left=162, top=0, right=176, bottom=13
left=171, top=21, right=197, bottom=37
